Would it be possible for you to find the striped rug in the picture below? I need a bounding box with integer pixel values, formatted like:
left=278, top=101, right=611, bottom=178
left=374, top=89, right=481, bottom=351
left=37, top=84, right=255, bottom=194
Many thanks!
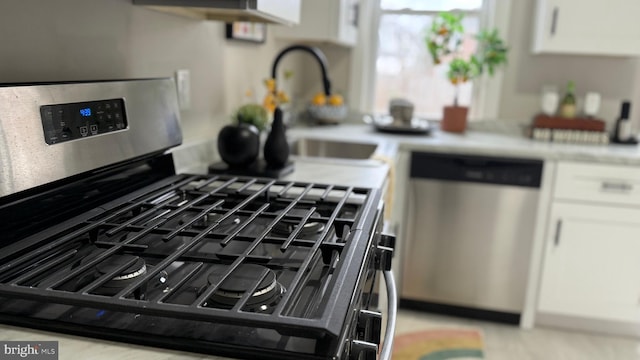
left=392, top=329, right=484, bottom=360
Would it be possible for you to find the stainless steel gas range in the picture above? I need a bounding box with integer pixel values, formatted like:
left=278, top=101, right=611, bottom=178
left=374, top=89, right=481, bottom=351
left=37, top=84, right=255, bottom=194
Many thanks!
left=0, top=79, right=396, bottom=360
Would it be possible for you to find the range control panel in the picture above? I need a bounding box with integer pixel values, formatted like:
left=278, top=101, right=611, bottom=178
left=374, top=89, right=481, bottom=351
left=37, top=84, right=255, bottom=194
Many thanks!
left=41, top=98, right=127, bottom=145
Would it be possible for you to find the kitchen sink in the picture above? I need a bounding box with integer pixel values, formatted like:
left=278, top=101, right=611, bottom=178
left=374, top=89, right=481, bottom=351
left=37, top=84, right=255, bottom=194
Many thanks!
left=289, top=138, right=378, bottom=160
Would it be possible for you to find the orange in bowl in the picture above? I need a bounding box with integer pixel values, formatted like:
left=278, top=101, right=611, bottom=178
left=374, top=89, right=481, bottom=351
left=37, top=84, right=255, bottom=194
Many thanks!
left=312, top=93, right=327, bottom=106
left=328, top=94, right=344, bottom=106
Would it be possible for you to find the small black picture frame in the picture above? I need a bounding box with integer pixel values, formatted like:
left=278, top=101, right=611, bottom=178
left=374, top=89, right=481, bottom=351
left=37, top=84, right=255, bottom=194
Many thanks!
left=225, top=22, right=267, bottom=44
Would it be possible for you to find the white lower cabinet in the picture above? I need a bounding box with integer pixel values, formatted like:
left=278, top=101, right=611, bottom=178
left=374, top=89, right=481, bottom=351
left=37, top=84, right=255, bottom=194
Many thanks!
left=538, top=202, right=640, bottom=323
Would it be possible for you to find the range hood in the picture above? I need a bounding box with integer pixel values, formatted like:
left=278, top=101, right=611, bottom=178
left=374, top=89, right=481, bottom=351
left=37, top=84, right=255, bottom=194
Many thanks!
left=133, top=0, right=300, bottom=26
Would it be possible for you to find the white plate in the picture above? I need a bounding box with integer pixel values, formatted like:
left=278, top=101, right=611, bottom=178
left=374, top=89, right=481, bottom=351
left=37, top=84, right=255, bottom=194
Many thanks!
left=373, top=115, right=431, bottom=134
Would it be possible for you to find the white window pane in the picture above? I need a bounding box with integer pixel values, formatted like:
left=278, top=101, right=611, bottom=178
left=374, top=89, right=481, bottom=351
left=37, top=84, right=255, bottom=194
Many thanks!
left=374, top=14, right=479, bottom=118
left=380, top=0, right=482, bottom=11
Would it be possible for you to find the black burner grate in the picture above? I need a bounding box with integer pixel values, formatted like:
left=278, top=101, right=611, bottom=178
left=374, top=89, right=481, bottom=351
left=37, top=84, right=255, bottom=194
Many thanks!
left=0, top=175, right=380, bottom=347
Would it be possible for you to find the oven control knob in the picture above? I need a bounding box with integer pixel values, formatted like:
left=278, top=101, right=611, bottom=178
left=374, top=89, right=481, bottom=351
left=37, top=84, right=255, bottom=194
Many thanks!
left=350, top=340, right=378, bottom=360
left=357, top=309, right=382, bottom=344
left=375, top=234, right=395, bottom=271
left=379, top=233, right=396, bottom=250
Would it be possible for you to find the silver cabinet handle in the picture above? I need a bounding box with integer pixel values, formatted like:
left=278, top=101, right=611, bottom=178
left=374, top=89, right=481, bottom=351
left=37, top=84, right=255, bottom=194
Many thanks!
left=551, top=7, right=559, bottom=35
left=554, top=219, right=563, bottom=247
left=601, top=181, right=633, bottom=193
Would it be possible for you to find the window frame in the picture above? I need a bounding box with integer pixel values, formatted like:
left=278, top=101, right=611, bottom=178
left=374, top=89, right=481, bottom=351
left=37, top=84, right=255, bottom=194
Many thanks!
left=348, top=0, right=513, bottom=120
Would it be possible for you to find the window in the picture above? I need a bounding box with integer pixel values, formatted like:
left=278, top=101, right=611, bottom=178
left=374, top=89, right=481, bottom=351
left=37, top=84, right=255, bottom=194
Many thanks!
left=373, top=0, right=483, bottom=119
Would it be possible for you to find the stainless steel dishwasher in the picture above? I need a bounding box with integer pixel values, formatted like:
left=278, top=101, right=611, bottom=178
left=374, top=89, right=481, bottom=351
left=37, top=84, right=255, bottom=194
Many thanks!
left=401, top=152, right=543, bottom=324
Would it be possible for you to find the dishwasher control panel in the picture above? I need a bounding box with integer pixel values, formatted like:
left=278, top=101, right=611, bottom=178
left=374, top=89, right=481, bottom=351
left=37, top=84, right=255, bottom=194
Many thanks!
left=410, top=152, right=543, bottom=187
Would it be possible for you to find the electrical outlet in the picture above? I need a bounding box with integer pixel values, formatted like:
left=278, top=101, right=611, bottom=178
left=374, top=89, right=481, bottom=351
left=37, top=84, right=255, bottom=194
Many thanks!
left=175, top=69, right=191, bottom=110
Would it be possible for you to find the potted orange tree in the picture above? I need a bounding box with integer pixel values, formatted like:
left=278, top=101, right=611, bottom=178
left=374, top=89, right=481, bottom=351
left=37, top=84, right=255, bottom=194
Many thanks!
left=426, top=12, right=508, bottom=132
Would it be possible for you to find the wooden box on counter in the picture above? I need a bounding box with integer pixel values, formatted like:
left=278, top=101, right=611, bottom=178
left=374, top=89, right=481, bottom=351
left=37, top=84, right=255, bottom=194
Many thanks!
left=532, top=114, right=606, bottom=131
left=530, top=114, right=609, bottom=145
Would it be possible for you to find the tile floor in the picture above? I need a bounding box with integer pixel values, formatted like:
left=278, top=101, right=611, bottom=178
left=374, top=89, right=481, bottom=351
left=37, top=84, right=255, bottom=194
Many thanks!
left=394, top=309, right=640, bottom=360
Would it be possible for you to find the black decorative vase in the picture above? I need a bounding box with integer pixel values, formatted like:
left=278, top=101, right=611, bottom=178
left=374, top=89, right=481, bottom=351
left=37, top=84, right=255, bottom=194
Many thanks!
left=217, top=123, right=260, bottom=168
left=264, top=107, right=289, bottom=169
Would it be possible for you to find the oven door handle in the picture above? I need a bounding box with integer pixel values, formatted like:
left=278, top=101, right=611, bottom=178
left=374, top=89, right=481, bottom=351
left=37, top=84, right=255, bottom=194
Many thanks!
left=379, top=270, right=397, bottom=360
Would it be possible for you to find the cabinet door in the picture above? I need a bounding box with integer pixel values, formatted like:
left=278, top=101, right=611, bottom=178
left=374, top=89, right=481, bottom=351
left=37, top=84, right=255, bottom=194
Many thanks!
left=336, top=0, right=359, bottom=46
left=538, top=202, right=640, bottom=323
left=273, top=0, right=358, bottom=46
left=133, top=0, right=301, bottom=25
left=533, top=0, right=640, bottom=56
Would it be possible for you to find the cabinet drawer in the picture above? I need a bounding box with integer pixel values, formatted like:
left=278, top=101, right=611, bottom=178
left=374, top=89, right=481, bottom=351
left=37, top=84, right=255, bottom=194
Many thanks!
left=554, top=162, right=640, bottom=206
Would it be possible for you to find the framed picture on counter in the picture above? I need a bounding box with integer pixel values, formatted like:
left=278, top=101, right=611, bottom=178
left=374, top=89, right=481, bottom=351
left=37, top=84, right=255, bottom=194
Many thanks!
left=225, top=22, right=267, bottom=44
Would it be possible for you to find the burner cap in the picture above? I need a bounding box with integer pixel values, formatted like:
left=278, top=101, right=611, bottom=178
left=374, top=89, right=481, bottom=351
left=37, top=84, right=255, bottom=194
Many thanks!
left=208, top=264, right=281, bottom=307
left=298, top=221, right=325, bottom=237
left=96, top=255, right=147, bottom=282
left=272, top=209, right=325, bottom=238
left=272, top=220, right=325, bottom=238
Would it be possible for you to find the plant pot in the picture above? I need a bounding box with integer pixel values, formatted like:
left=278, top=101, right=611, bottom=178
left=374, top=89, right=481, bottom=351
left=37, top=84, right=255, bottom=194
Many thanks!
left=441, top=106, right=469, bottom=133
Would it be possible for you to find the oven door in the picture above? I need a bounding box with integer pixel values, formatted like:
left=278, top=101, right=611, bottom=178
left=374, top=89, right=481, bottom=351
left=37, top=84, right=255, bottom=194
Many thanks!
left=344, top=206, right=397, bottom=360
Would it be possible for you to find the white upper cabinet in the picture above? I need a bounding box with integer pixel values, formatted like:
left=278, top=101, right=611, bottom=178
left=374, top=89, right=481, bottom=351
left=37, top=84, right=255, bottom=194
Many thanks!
left=532, top=0, right=640, bottom=56
left=274, top=0, right=360, bottom=47
left=133, top=0, right=301, bottom=26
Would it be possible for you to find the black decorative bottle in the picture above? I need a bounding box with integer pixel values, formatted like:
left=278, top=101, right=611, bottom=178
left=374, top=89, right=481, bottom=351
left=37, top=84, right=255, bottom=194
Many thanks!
left=612, top=101, right=635, bottom=144
left=264, top=107, right=289, bottom=169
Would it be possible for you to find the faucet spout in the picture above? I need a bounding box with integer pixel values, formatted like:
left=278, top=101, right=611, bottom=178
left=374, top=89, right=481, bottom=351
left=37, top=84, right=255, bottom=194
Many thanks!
left=271, top=45, right=332, bottom=96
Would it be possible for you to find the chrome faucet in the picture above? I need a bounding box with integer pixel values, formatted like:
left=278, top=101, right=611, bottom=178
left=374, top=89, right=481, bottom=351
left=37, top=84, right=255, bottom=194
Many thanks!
left=271, top=45, right=332, bottom=96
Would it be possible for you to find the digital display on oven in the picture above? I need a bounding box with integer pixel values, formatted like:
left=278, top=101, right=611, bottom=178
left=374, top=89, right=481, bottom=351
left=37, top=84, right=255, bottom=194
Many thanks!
left=40, top=98, right=127, bottom=145
left=79, top=108, right=92, bottom=117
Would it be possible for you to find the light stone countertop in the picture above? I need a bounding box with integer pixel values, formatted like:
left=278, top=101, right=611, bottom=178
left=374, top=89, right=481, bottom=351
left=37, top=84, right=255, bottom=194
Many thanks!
left=287, top=122, right=640, bottom=165
left=281, top=158, right=390, bottom=188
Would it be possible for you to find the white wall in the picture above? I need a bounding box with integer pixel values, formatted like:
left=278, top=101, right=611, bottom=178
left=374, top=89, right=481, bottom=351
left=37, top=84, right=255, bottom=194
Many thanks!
left=223, top=38, right=306, bottom=120
left=498, top=0, right=640, bottom=127
left=0, top=0, right=292, bottom=144
left=291, top=44, right=352, bottom=104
